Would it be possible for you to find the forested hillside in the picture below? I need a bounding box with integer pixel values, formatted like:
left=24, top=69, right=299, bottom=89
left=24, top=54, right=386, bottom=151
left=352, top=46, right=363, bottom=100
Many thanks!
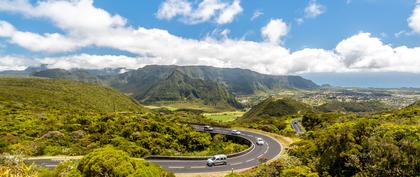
left=241, top=97, right=311, bottom=121
left=0, top=78, right=247, bottom=158
left=30, top=65, right=318, bottom=110
left=229, top=99, right=420, bottom=177
left=316, top=100, right=390, bottom=113
left=0, top=77, right=143, bottom=112
left=109, top=65, right=319, bottom=95
left=130, top=69, right=242, bottom=109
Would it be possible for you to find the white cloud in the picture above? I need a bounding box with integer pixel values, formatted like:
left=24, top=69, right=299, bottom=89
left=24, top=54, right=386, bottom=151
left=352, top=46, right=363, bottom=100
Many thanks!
left=156, top=0, right=242, bottom=24
left=0, top=21, right=15, bottom=37
left=156, top=0, right=192, bottom=20
left=0, top=20, right=82, bottom=52
left=0, top=55, right=36, bottom=71
left=1, top=1, right=420, bottom=75
left=216, top=0, right=242, bottom=24
left=305, top=0, right=325, bottom=18
left=250, top=10, right=263, bottom=21
left=409, top=1, right=420, bottom=33
left=261, top=19, right=289, bottom=44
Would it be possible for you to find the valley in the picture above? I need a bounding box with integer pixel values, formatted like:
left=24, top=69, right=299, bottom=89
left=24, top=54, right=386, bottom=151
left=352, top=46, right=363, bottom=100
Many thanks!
left=0, top=65, right=419, bottom=177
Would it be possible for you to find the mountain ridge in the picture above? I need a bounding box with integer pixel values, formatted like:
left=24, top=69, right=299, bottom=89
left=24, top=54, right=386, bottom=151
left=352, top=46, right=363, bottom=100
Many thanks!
left=28, top=65, right=318, bottom=110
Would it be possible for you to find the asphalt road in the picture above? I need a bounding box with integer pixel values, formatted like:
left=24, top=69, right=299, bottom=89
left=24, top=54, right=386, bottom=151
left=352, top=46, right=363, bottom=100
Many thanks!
left=148, top=125, right=282, bottom=173
left=25, top=125, right=283, bottom=174
left=291, top=120, right=303, bottom=134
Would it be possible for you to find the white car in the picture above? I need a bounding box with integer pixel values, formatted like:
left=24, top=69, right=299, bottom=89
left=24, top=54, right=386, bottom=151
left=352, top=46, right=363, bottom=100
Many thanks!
left=203, top=125, right=214, bottom=131
left=207, top=154, right=227, bottom=167
left=256, top=138, right=264, bottom=145
left=231, top=130, right=241, bottom=135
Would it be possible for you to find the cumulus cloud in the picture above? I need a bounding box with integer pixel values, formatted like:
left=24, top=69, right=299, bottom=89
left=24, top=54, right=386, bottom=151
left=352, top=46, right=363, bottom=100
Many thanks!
left=305, top=0, right=325, bottom=18
left=409, top=0, right=420, bottom=33
left=216, top=0, right=242, bottom=24
left=261, top=19, right=289, bottom=44
left=1, top=1, right=420, bottom=75
left=0, top=55, right=36, bottom=71
left=297, top=0, right=325, bottom=24
left=156, top=0, right=191, bottom=20
left=0, top=20, right=82, bottom=52
left=156, top=0, right=242, bottom=24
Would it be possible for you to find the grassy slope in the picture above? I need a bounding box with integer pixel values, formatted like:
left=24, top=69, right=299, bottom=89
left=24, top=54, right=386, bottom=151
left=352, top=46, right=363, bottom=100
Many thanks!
left=0, top=77, right=249, bottom=157
left=240, top=97, right=311, bottom=121
left=203, top=112, right=245, bottom=122
left=317, top=100, right=390, bottom=113
left=0, top=77, right=144, bottom=112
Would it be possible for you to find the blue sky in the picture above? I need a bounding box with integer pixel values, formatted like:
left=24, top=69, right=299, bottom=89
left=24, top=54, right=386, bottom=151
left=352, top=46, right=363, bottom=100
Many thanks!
left=67, top=0, right=419, bottom=49
left=0, top=0, right=418, bottom=54
left=1, top=0, right=420, bottom=87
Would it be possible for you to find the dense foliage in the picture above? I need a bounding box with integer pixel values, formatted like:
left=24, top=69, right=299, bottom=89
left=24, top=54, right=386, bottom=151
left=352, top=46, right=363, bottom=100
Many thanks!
left=316, top=100, right=390, bottom=113
left=32, top=65, right=319, bottom=110
left=136, top=70, right=242, bottom=109
left=0, top=78, right=144, bottom=112
left=1, top=146, right=174, bottom=177
left=0, top=78, right=247, bottom=157
left=241, top=97, right=311, bottom=121
left=230, top=102, right=420, bottom=177
left=77, top=146, right=173, bottom=177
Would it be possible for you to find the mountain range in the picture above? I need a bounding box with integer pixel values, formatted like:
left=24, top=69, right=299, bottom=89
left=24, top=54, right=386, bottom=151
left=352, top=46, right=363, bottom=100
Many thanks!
left=3, top=65, right=319, bottom=110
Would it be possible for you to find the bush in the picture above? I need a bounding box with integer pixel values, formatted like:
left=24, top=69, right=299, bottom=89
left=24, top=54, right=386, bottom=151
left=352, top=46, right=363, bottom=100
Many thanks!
left=77, top=146, right=174, bottom=177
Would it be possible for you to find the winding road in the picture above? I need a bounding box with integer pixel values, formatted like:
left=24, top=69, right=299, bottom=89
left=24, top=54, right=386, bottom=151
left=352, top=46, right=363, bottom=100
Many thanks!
left=291, top=119, right=303, bottom=134
left=25, top=125, right=283, bottom=174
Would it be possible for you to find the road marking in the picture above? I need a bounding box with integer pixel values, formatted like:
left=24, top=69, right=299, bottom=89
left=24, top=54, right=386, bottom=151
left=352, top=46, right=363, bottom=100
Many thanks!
left=264, top=144, right=270, bottom=154
left=257, top=154, right=263, bottom=158
left=168, top=166, right=185, bottom=169
left=191, top=166, right=206, bottom=169
left=246, top=158, right=255, bottom=162
left=230, top=162, right=242, bottom=166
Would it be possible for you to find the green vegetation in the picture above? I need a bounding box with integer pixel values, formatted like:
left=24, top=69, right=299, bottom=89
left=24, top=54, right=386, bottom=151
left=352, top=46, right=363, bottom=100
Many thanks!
left=240, top=97, right=311, bottom=121
left=233, top=98, right=310, bottom=135
left=228, top=100, right=420, bottom=177
left=1, top=146, right=174, bottom=177
left=77, top=146, right=173, bottom=177
left=32, top=65, right=319, bottom=111
left=203, top=111, right=244, bottom=122
left=316, top=100, right=390, bottom=113
left=0, top=78, right=248, bottom=158
left=135, top=70, right=242, bottom=110
left=0, top=77, right=144, bottom=112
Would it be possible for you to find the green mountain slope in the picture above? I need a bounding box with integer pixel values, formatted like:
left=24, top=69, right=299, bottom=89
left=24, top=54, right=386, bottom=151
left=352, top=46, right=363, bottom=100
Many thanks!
left=139, top=70, right=242, bottom=109
left=31, top=65, right=318, bottom=110
left=0, top=77, right=144, bottom=112
left=317, top=101, right=390, bottom=113
left=241, top=97, right=311, bottom=121
left=0, top=77, right=247, bottom=158
left=113, top=65, right=318, bottom=95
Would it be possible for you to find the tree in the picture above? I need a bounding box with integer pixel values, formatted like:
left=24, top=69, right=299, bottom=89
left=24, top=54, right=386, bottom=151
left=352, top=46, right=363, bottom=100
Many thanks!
left=77, top=146, right=173, bottom=177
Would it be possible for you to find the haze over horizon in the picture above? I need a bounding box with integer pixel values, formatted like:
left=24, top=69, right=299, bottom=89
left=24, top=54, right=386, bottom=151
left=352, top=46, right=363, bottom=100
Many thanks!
left=1, top=0, right=420, bottom=88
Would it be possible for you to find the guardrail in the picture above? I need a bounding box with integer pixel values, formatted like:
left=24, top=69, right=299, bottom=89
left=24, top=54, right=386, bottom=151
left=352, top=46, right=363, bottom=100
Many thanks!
left=145, top=125, right=255, bottom=161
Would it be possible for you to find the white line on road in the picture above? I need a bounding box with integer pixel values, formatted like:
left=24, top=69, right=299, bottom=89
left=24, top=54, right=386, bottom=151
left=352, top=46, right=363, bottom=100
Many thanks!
left=257, top=154, right=263, bottom=158
left=246, top=158, right=255, bottom=162
left=168, top=166, right=185, bottom=169
left=191, top=166, right=206, bottom=169
left=230, top=162, right=242, bottom=166
left=264, top=144, right=270, bottom=154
